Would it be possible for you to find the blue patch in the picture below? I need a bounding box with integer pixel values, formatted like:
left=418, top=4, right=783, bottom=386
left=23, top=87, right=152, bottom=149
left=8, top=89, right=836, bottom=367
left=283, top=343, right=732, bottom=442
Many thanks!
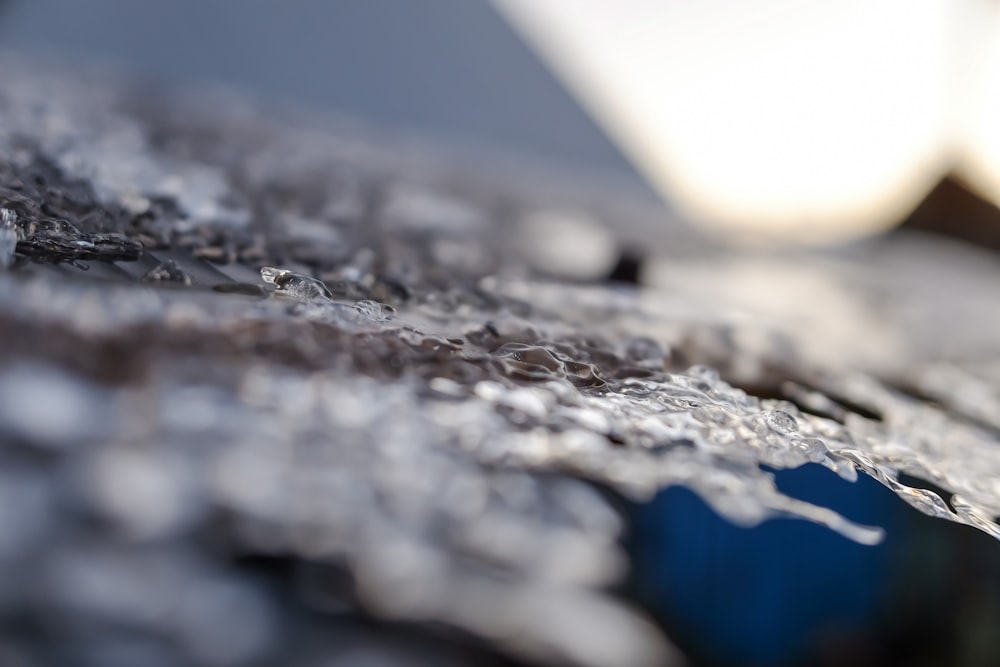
left=629, top=464, right=901, bottom=665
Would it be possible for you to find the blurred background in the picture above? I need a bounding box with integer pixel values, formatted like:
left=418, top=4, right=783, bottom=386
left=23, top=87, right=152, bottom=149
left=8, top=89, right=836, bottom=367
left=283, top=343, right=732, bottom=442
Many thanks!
left=5, top=0, right=1000, bottom=250
left=0, top=0, right=642, bottom=185
left=496, top=0, right=1000, bottom=247
left=3, top=2, right=1000, bottom=666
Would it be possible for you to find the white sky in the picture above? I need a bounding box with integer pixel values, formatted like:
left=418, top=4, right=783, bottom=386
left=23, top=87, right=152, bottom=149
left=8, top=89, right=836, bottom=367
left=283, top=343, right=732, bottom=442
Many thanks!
left=496, top=0, right=1000, bottom=244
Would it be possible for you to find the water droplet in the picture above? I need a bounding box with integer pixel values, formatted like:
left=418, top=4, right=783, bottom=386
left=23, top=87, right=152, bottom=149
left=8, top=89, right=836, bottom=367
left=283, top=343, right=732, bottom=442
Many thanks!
left=764, top=410, right=798, bottom=435
left=494, top=343, right=565, bottom=381
left=260, top=266, right=333, bottom=301
left=355, top=299, right=394, bottom=321
left=791, top=437, right=827, bottom=463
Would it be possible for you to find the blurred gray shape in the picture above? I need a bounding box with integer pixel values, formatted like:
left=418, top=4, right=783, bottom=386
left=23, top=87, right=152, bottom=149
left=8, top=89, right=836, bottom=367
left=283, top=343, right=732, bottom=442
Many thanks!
left=0, top=0, right=639, bottom=180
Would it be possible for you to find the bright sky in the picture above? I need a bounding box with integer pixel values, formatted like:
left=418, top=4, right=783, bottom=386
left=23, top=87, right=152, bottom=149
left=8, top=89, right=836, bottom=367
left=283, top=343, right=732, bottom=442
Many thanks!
left=495, top=0, right=1000, bottom=244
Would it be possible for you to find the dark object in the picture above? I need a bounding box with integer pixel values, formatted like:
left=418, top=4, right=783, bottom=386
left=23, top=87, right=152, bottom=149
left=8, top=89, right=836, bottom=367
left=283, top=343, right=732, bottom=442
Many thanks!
left=606, top=249, right=643, bottom=284
left=15, top=230, right=143, bottom=263
left=898, top=174, right=1000, bottom=251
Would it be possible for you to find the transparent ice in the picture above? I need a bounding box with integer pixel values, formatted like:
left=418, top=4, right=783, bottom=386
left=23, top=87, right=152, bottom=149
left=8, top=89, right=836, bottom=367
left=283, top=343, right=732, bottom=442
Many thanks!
left=6, top=55, right=1000, bottom=667
left=0, top=208, right=16, bottom=269
left=260, top=266, right=334, bottom=301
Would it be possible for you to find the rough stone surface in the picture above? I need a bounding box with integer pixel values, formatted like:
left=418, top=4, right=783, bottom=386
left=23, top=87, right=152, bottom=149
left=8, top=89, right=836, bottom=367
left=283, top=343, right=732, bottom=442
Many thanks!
left=4, top=55, right=1000, bottom=666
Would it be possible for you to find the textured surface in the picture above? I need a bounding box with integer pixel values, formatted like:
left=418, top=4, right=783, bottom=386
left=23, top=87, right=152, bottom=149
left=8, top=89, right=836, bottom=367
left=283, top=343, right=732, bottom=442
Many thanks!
left=4, top=56, right=1000, bottom=666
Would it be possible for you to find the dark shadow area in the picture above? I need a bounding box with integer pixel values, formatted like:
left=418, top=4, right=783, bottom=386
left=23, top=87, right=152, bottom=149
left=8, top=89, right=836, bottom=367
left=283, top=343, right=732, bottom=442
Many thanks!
left=605, top=249, right=644, bottom=285
left=897, top=175, right=1000, bottom=253
left=627, top=464, right=1000, bottom=666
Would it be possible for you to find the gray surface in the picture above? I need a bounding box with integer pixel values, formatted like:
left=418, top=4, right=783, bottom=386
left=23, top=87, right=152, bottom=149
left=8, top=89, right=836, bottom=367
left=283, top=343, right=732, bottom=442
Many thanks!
left=0, top=0, right=641, bottom=182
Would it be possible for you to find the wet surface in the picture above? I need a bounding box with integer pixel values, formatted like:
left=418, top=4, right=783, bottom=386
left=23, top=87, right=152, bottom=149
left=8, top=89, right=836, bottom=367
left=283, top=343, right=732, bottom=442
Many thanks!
left=4, top=56, right=1000, bottom=666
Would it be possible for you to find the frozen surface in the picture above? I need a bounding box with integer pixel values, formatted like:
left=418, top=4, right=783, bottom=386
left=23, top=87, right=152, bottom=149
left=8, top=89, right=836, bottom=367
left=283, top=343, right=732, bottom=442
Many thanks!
left=3, top=55, right=1000, bottom=666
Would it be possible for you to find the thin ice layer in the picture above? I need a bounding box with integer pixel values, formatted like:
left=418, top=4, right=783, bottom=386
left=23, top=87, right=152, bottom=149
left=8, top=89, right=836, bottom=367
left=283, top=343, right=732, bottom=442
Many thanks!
left=5, top=54, right=1000, bottom=667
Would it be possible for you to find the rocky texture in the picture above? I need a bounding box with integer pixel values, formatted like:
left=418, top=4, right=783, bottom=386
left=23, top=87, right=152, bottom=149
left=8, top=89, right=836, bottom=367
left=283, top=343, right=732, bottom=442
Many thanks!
left=3, top=55, right=1000, bottom=667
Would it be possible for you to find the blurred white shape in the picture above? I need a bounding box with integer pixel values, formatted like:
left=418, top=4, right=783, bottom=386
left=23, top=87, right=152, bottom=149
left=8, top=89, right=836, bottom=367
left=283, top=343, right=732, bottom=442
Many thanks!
left=954, top=1, right=1000, bottom=205
left=85, top=446, right=201, bottom=540
left=0, top=364, right=114, bottom=447
left=495, top=0, right=1000, bottom=244
left=519, top=208, right=618, bottom=279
